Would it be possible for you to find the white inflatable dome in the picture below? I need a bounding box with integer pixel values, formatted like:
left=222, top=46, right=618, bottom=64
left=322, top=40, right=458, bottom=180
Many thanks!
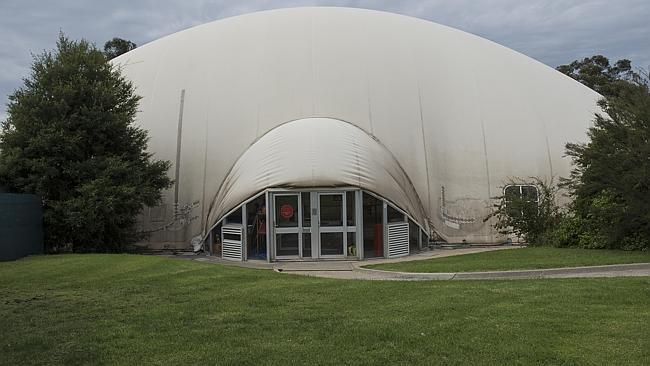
left=112, top=7, right=600, bottom=248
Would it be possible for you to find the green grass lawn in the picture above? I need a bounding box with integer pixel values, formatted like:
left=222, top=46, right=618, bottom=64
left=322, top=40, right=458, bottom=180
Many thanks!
left=365, top=247, right=650, bottom=273
left=1, top=255, right=649, bottom=365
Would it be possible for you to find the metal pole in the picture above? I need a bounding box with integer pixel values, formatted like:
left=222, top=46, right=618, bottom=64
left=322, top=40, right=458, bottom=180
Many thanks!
left=174, top=89, right=186, bottom=210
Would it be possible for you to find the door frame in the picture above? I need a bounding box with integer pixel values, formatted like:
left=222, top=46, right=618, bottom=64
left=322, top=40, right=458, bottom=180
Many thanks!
left=268, top=188, right=362, bottom=261
left=271, top=192, right=303, bottom=260
left=317, top=192, right=347, bottom=259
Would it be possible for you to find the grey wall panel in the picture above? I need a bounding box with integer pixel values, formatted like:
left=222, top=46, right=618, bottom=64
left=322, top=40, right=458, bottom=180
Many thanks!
left=0, top=194, right=43, bottom=261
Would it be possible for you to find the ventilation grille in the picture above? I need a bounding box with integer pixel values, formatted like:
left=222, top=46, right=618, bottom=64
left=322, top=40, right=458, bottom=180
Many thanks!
left=222, top=225, right=243, bottom=261
left=387, top=222, right=409, bottom=258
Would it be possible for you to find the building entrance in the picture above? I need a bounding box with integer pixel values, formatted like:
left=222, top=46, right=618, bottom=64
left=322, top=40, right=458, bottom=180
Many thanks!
left=271, top=190, right=358, bottom=260
left=209, top=188, right=427, bottom=262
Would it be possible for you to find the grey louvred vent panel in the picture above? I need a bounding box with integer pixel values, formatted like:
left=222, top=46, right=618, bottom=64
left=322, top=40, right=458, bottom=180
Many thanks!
left=222, top=225, right=243, bottom=261
left=387, top=222, right=409, bottom=258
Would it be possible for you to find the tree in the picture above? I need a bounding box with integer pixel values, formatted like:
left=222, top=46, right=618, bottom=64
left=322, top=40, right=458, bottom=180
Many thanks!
left=563, top=81, right=650, bottom=250
left=556, top=55, right=642, bottom=98
left=103, top=37, right=136, bottom=59
left=0, top=34, right=172, bottom=252
left=557, top=56, right=650, bottom=250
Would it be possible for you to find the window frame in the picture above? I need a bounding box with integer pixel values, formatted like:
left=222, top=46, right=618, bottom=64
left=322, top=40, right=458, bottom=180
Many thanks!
left=503, top=184, right=540, bottom=203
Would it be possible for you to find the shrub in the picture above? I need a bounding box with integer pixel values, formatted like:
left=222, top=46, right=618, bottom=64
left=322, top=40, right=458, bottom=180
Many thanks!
left=488, top=177, right=563, bottom=245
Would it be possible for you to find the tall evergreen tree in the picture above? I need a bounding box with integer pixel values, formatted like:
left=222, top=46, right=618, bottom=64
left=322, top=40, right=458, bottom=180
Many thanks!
left=557, top=57, right=649, bottom=250
left=0, top=34, right=172, bottom=252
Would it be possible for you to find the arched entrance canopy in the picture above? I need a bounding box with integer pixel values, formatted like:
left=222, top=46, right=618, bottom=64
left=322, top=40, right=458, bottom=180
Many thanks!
left=206, top=117, right=429, bottom=231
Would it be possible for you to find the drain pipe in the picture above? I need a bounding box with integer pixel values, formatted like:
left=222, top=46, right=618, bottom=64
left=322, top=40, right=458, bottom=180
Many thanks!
left=174, top=89, right=186, bottom=212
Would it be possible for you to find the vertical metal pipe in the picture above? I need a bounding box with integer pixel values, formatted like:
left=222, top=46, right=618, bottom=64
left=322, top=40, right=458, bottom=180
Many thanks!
left=207, top=230, right=213, bottom=256
left=241, top=204, right=247, bottom=261
left=311, top=192, right=318, bottom=259
left=174, top=89, right=186, bottom=208
left=200, top=108, right=209, bottom=233
left=356, top=190, right=364, bottom=260
left=265, top=191, right=271, bottom=262
left=382, top=201, right=388, bottom=258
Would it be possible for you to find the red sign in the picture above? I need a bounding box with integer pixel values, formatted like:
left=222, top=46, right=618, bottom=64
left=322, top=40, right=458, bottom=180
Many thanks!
left=279, top=204, right=294, bottom=220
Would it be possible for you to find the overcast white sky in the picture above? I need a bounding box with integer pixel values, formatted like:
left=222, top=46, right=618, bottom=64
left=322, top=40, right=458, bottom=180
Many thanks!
left=1, top=0, right=649, bottom=121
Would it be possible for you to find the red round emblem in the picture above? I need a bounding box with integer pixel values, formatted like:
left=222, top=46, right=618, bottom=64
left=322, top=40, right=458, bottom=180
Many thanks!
left=279, top=204, right=294, bottom=220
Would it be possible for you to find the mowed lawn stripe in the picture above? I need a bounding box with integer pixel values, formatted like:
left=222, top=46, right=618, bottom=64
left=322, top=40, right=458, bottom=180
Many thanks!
left=365, top=247, right=650, bottom=273
left=1, top=254, right=648, bottom=365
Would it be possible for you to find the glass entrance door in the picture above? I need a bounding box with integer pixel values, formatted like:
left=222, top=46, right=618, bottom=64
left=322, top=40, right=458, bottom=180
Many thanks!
left=319, top=193, right=346, bottom=257
left=274, top=194, right=301, bottom=258
left=271, top=190, right=358, bottom=260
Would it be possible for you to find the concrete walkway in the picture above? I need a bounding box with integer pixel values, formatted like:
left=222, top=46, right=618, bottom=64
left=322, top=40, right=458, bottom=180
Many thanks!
left=188, top=246, right=513, bottom=271
left=288, top=262, right=650, bottom=281
left=176, top=247, right=650, bottom=281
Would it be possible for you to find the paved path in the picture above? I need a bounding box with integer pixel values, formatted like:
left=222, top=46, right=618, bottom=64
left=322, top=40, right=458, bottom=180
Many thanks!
left=287, top=262, right=650, bottom=281
left=188, top=246, right=514, bottom=271
left=175, top=247, right=650, bottom=281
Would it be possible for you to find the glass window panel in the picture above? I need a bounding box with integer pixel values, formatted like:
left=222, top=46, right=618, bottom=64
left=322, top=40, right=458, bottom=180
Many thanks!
left=302, top=233, right=312, bottom=258
left=346, top=191, right=356, bottom=226
left=387, top=205, right=405, bottom=223
left=363, top=193, right=383, bottom=258
left=225, top=207, right=242, bottom=224
left=246, top=195, right=267, bottom=260
left=302, top=192, right=311, bottom=227
left=320, top=232, right=344, bottom=255
left=276, top=233, right=299, bottom=256
left=504, top=185, right=539, bottom=217
left=521, top=185, right=539, bottom=201
left=320, top=194, right=343, bottom=227
left=275, top=195, right=298, bottom=227
left=504, top=185, right=520, bottom=199
left=505, top=185, right=538, bottom=200
left=347, top=232, right=357, bottom=257
left=212, top=223, right=222, bottom=257
left=408, top=220, right=419, bottom=251
left=421, top=229, right=428, bottom=249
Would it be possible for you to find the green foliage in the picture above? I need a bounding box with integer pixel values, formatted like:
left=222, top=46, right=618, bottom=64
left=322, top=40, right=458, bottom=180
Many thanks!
left=487, top=178, right=563, bottom=245
left=479, top=56, right=650, bottom=250
left=0, top=34, right=172, bottom=252
left=561, top=67, right=650, bottom=251
left=556, top=55, right=642, bottom=98
left=544, top=215, right=607, bottom=249
left=103, top=37, right=136, bottom=59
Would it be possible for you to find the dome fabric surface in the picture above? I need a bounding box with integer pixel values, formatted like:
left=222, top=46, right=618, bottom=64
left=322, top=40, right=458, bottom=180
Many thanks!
left=112, top=7, right=600, bottom=245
